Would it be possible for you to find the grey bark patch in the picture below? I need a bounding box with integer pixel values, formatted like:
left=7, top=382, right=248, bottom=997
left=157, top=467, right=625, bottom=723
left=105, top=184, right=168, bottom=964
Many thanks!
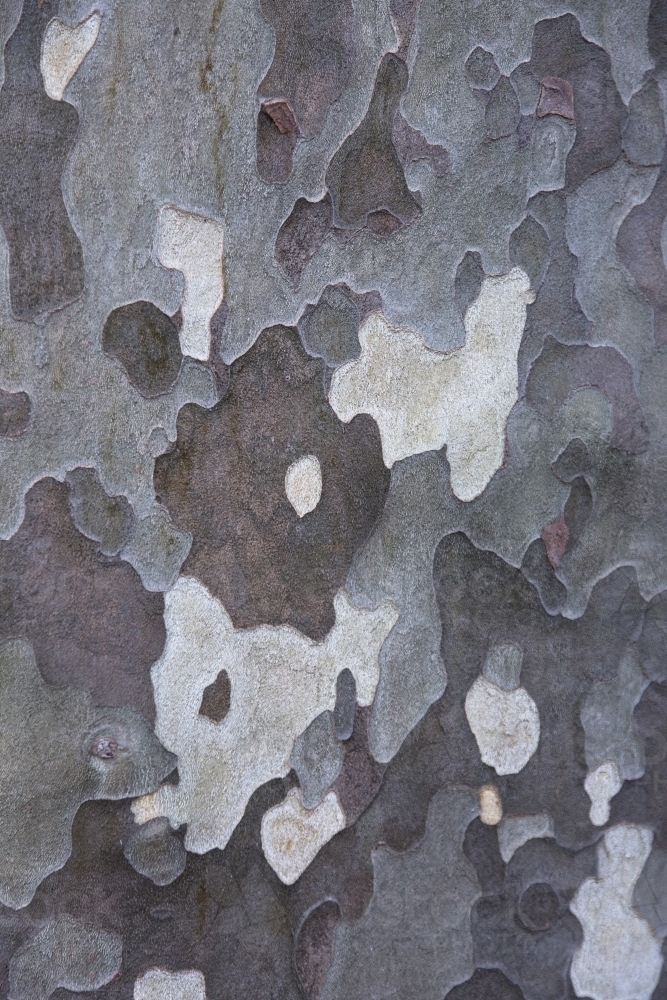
left=581, top=646, right=648, bottom=779
left=275, top=196, right=333, bottom=287
left=435, top=533, right=646, bottom=850
left=518, top=881, right=562, bottom=931
left=639, top=592, right=667, bottom=683
left=616, top=156, right=667, bottom=345
left=485, top=76, right=521, bottom=140
left=623, top=78, right=666, bottom=167
left=455, top=251, right=485, bottom=321
left=463, top=817, right=506, bottom=896
left=256, top=105, right=299, bottom=184
left=102, top=302, right=183, bottom=399
left=392, top=113, right=449, bottom=177
left=565, top=157, right=658, bottom=372
left=9, top=916, right=122, bottom=1000
left=257, top=0, right=354, bottom=137
left=528, top=470, right=593, bottom=601
left=325, top=54, right=421, bottom=231
left=333, top=668, right=356, bottom=740
left=611, top=682, right=667, bottom=848
left=509, top=215, right=550, bottom=291
left=298, top=284, right=362, bottom=367
left=526, top=337, right=650, bottom=455
left=347, top=286, right=384, bottom=323
left=649, top=0, right=667, bottom=68
left=528, top=14, right=626, bottom=193
left=0, top=478, right=165, bottom=723
left=520, top=538, right=566, bottom=616
left=511, top=64, right=541, bottom=115
left=465, top=47, right=500, bottom=91
left=0, top=0, right=84, bottom=319
left=319, top=786, right=480, bottom=1000
left=123, top=818, right=187, bottom=887
left=294, top=900, right=341, bottom=1000
left=291, top=712, right=344, bottom=809
left=119, top=505, right=192, bottom=593
left=633, top=846, right=667, bottom=938
left=516, top=190, right=591, bottom=392
left=551, top=438, right=592, bottom=484
left=198, top=670, right=232, bottom=724
left=66, top=468, right=134, bottom=558
left=482, top=644, right=523, bottom=691
left=206, top=302, right=231, bottom=401
left=651, top=953, right=667, bottom=1000
left=0, top=388, right=30, bottom=437
left=471, top=837, right=596, bottom=1000
left=346, top=452, right=458, bottom=764
left=389, top=0, right=418, bottom=54
left=497, top=814, right=555, bottom=864
left=563, top=476, right=593, bottom=551
left=331, top=706, right=385, bottom=825
left=0, top=638, right=175, bottom=907
left=446, top=969, right=526, bottom=1000
left=19, top=785, right=306, bottom=1000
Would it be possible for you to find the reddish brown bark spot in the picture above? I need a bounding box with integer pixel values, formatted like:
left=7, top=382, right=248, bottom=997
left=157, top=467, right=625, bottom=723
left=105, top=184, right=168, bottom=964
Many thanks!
left=536, top=77, right=575, bottom=121
left=541, top=516, right=569, bottom=569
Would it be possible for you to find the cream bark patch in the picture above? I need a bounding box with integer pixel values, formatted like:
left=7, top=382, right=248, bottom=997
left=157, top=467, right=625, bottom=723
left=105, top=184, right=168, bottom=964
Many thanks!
left=570, top=825, right=662, bottom=1000
left=261, top=788, right=346, bottom=885
left=134, top=969, right=206, bottom=1000
left=285, top=455, right=323, bottom=517
left=329, top=268, right=535, bottom=501
left=40, top=12, right=101, bottom=102
left=478, top=785, right=503, bottom=825
left=157, top=207, right=225, bottom=361
left=465, top=675, right=540, bottom=776
left=132, top=577, right=396, bottom=853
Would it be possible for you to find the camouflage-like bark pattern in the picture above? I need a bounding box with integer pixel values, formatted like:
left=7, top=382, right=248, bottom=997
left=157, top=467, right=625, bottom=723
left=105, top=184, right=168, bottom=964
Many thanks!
left=0, top=0, right=666, bottom=997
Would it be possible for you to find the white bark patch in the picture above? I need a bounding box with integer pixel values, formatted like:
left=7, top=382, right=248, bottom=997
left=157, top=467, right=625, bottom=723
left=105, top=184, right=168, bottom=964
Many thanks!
left=329, top=268, right=535, bottom=501
left=465, top=675, right=540, bottom=775
left=285, top=455, right=322, bottom=517
left=157, top=207, right=224, bottom=361
left=132, top=577, right=396, bottom=853
left=585, top=761, right=623, bottom=827
left=134, top=969, right=206, bottom=1000
left=261, top=788, right=346, bottom=884
left=570, top=825, right=662, bottom=1000
left=41, top=12, right=101, bottom=102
